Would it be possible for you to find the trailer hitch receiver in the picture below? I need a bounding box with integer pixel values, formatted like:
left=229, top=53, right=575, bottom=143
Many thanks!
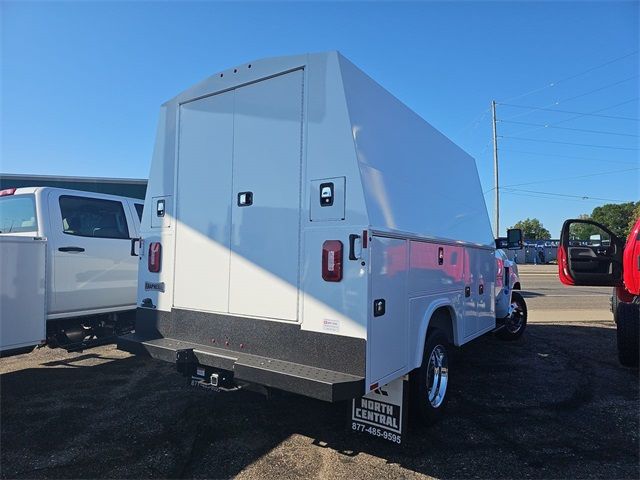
left=176, top=348, right=196, bottom=375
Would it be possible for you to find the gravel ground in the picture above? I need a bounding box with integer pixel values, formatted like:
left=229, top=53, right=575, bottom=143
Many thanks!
left=1, top=315, right=638, bottom=479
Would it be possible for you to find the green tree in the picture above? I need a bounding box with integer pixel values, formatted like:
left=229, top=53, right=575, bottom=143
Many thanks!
left=510, top=218, right=551, bottom=240
left=627, top=203, right=640, bottom=235
left=591, top=202, right=639, bottom=238
left=570, top=213, right=601, bottom=241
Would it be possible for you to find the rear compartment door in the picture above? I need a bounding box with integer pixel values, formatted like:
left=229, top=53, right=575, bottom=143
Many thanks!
left=228, top=70, right=304, bottom=321
left=174, top=91, right=234, bottom=313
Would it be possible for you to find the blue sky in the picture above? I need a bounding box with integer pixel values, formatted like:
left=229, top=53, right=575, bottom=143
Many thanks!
left=2, top=1, right=638, bottom=237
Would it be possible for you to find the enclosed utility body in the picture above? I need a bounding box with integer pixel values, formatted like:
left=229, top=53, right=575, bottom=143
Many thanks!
left=120, top=52, right=515, bottom=405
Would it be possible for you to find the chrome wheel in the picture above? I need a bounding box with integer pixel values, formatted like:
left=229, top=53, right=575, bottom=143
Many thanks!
left=426, top=344, right=448, bottom=408
left=506, top=298, right=526, bottom=333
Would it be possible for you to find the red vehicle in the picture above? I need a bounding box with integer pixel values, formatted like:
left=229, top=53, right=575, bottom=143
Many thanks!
left=558, top=217, right=640, bottom=367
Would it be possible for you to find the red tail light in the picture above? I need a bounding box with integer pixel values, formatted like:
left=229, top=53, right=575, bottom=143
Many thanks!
left=148, top=242, right=162, bottom=273
left=322, top=240, right=343, bottom=282
left=496, top=258, right=504, bottom=287
left=0, top=188, right=16, bottom=196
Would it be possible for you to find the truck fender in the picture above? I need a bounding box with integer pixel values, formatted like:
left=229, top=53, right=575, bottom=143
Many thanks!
left=412, top=299, right=457, bottom=371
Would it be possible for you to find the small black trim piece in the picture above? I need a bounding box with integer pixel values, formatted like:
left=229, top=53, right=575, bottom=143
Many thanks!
left=237, top=191, right=253, bottom=207
left=465, top=286, right=471, bottom=298
left=319, top=182, right=334, bottom=207
left=156, top=199, right=165, bottom=217
left=373, top=299, right=385, bottom=317
left=58, top=246, right=85, bottom=252
left=130, top=238, right=140, bottom=256
left=349, top=234, right=359, bottom=260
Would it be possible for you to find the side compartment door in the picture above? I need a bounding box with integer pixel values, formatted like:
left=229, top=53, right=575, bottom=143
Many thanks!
left=369, top=236, right=408, bottom=383
left=476, top=248, right=496, bottom=332
left=462, top=247, right=477, bottom=338
left=228, top=70, right=304, bottom=321
left=48, top=192, right=138, bottom=314
left=558, top=219, right=624, bottom=286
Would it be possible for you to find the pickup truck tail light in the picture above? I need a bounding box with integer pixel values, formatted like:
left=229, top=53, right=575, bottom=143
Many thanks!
left=322, top=240, right=343, bottom=282
left=496, top=258, right=504, bottom=287
left=0, top=188, right=16, bottom=196
left=148, top=242, right=162, bottom=273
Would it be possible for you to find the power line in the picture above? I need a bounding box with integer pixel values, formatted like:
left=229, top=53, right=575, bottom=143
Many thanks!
left=498, top=103, right=640, bottom=121
left=499, top=136, right=639, bottom=151
left=501, top=187, right=633, bottom=203
left=501, top=190, right=625, bottom=204
left=499, top=76, right=639, bottom=122
left=502, top=167, right=640, bottom=188
left=498, top=119, right=639, bottom=137
left=553, top=75, right=638, bottom=104
left=500, top=148, right=639, bottom=165
left=499, top=50, right=639, bottom=103
left=497, top=98, right=639, bottom=139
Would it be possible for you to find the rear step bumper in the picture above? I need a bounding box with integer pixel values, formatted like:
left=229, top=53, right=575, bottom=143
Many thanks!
left=118, top=333, right=365, bottom=402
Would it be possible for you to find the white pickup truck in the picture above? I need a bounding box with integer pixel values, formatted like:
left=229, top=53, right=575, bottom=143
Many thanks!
left=0, top=187, right=143, bottom=355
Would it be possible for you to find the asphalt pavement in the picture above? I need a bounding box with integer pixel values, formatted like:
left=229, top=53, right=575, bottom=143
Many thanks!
left=1, top=267, right=638, bottom=479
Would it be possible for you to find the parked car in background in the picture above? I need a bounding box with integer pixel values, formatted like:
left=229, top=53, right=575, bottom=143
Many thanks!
left=0, top=187, right=143, bottom=355
left=558, top=217, right=640, bottom=367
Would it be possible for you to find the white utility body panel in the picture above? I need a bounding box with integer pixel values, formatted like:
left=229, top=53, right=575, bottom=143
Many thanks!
left=127, top=51, right=498, bottom=401
left=0, top=237, right=47, bottom=353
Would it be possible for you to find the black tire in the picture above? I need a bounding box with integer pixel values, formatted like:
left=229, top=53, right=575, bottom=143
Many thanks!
left=616, top=302, right=639, bottom=367
left=497, top=290, right=527, bottom=341
left=409, top=329, right=450, bottom=426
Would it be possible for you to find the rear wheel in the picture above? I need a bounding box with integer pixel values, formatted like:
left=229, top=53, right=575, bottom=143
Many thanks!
left=497, top=290, right=527, bottom=341
left=616, top=302, right=639, bottom=367
left=410, top=330, right=450, bottom=426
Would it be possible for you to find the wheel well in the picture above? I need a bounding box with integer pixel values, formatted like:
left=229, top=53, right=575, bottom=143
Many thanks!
left=428, top=307, right=454, bottom=344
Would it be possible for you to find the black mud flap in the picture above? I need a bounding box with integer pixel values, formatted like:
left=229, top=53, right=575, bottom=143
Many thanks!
left=349, top=377, right=408, bottom=445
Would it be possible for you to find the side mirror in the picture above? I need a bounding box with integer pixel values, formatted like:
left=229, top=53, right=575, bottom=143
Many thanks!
left=495, top=237, right=508, bottom=249
left=506, top=228, right=523, bottom=250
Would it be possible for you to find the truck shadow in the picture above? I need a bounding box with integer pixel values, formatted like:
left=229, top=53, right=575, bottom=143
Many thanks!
left=1, top=324, right=638, bottom=479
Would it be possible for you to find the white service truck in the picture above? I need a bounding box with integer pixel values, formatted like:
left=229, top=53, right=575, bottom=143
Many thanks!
left=0, top=187, right=143, bottom=355
left=119, top=52, right=525, bottom=441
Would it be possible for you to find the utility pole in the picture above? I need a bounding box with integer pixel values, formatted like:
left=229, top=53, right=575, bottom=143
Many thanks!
left=491, top=100, right=500, bottom=237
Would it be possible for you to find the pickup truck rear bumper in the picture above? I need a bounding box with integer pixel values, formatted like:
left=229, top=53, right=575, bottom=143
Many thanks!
left=117, top=308, right=366, bottom=402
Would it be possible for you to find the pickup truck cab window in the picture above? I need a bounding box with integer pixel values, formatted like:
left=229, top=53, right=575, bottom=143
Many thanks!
left=0, top=195, right=38, bottom=234
left=134, top=203, right=143, bottom=222
left=59, top=195, right=129, bottom=239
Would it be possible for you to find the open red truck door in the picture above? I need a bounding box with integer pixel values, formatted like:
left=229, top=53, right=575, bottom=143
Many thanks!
left=559, top=217, right=639, bottom=367
left=558, top=219, right=624, bottom=287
